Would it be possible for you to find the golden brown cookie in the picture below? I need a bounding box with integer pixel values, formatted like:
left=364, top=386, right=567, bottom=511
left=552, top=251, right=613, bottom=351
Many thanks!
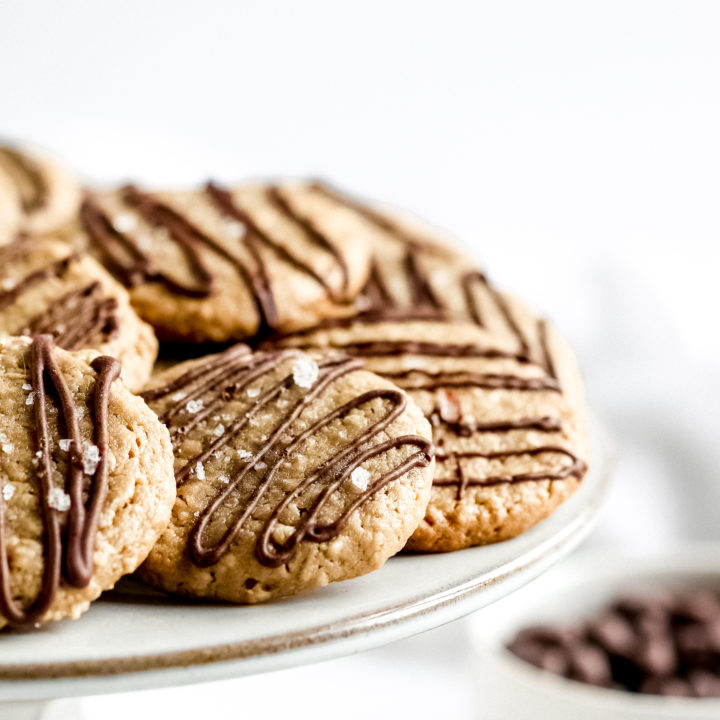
left=0, top=238, right=158, bottom=390
left=269, top=315, right=588, bottom=551
left=0, top=144, right=81, bottom=241
left=68, top=182, right=375, bottom=342
left=0, top=335, right=175, bottom=629
left=139, top=344, right=434, bottom=602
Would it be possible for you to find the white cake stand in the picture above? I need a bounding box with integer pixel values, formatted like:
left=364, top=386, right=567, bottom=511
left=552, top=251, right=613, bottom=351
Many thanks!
left=0, top=415, right=613, bottom=719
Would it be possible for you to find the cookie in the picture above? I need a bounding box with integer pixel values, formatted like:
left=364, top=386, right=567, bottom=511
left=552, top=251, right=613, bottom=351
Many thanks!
left=274, top=182, right=585, bottom=406
left=0, top=238, right=158, bottom=390
left=0, top=335, right=175, bottom=628
left=70, top=182, right=375, bottom=342
left=268, top=316, right=588, bottom=551
left=0, top=144, right=81, bottom=240
left=139, top=344, right=434, bottom=603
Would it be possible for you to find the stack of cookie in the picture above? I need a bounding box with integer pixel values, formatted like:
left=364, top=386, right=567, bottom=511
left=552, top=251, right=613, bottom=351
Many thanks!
left=0, top=144, right=588, bottom=628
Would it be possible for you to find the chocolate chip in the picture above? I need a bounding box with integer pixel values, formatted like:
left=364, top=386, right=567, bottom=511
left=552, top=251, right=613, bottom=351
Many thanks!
left=506, top=589, right=720, bottom=697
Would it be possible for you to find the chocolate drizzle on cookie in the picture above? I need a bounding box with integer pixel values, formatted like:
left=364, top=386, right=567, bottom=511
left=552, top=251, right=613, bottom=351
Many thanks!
left=142, top=345, right=433, bottom=568
left=80, top=183, right=352, bottom=332
left=0, top=147, right=48, bottom=214
left=307, top=181, right=552, bottom=366
left=435, top=447, right=586, bottom=499
left=267, top=314, right=584, bottom=499
left=0, top=250, right=120, bottom=350
left=0, top=336, right=120, bottom=626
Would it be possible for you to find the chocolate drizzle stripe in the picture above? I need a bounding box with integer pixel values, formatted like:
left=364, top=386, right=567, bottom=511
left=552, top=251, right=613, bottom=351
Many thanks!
left=0, top=255, right=78, bottom=312
left=283, top=340, right=530, bottom=362
left=265, top=186, right=350, bottom=295
left=434, top=447, right=586, bottom=496
left=0, top=148, right=47, bottom=214
left=461, top=271, right=531, bottom=357
left=437, top=416, right=563, bottom=436
left=537, top=319, right=558, bottom=380
left=309, top=182, right=429, bottom=247
left=380, top=370, right=561, bottom=393
left=23, top=283, right=119, bottom=350
left=0, top=336, right=120, bottom=626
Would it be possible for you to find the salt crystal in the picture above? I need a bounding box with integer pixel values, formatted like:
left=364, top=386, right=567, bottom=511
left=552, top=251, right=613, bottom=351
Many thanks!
left=213, top=424, right=225, bottom=437
left=255, top=461, right=267, bottom=471
left=21, top=383, right=32, bottom=391
left=171, top=392, right=186, bottom=402
left=112, top=213, right=137, bottom=233
left=1, top=278, right=15, bottom=291
left=292, top=355, right=319, bottom=389
left=25, top=392, right=34, bottom=406
left=2, top=483, right=14, bottom=501
left=224, top=220, right=246, bottom=240
left=218, top=475, right=230, bottom=484
left=1, top=443, right=13, bottom=454
left=195, top=462, right=205, bottom=480
left=58, top=439, right=72, bottom=452
left=48, top=487, right=71, bottom=512
left=237, top=449, right=253, bottom=460
left=350, top=467, right=371, bottom=491
left=247, top=387, right=260, bottom=398
left=186, top=399, right=204, bottom=414
left=82, top=444, right=100, bottom=475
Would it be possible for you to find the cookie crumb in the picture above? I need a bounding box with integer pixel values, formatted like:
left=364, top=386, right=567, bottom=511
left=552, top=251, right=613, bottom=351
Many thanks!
left=350, top=467, right=371, bottom=491
left=82, top=444, right=101, bottom=475
left=292, top=355, right=319, bottom=389
left=48, top=487, right=71, bottom=512
left=186, top=399, right=204, bottom=414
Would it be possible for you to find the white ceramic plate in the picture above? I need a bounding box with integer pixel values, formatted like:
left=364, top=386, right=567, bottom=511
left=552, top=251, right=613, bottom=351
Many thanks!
left=0, top=415, right=613, bottom=702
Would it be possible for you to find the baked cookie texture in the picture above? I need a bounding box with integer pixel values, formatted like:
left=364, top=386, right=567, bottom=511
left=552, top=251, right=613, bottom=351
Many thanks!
left=0, top=144, right=81, bottom=241
left=0, top=237, right=158, bottom=390
left=258, top=183, right=589, bottom=550
left=0, top=335, right=176, bottom=629
left=139, top=344, right=434, bottom=603
left=270, top=316, right=588, bottom=551
left=68, top=182, right=375, bottom=342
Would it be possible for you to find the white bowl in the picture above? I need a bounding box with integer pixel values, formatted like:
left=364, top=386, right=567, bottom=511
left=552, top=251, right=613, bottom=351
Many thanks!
left=468, top=545, right=720, bottom=720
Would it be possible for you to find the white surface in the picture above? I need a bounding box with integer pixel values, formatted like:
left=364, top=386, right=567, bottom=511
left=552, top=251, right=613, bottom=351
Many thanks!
left=1, top=2, right=718, bottom=717
left=0, top=417, right=610, bottom=702
left=469, top=547, right=720, bottom=719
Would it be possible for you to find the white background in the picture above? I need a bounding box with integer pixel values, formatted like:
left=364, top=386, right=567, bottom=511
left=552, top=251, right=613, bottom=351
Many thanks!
left=1, top=1, right=719, bottom=717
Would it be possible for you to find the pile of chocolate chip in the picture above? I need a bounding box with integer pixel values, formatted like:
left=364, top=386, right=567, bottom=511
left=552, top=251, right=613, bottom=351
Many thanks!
left=506, top=590, right=720, bottom=698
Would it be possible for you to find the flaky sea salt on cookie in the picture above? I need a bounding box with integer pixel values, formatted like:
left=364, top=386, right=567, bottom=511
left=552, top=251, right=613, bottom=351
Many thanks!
left=139, top=344, right=434, bottom=603
left=269, top=317, right=588, bottom=551
left=69, top=182, right=374, bottom=342
left=0, top=237, right=158, bottom=390
left=0, top=335, right=175, bottom=629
